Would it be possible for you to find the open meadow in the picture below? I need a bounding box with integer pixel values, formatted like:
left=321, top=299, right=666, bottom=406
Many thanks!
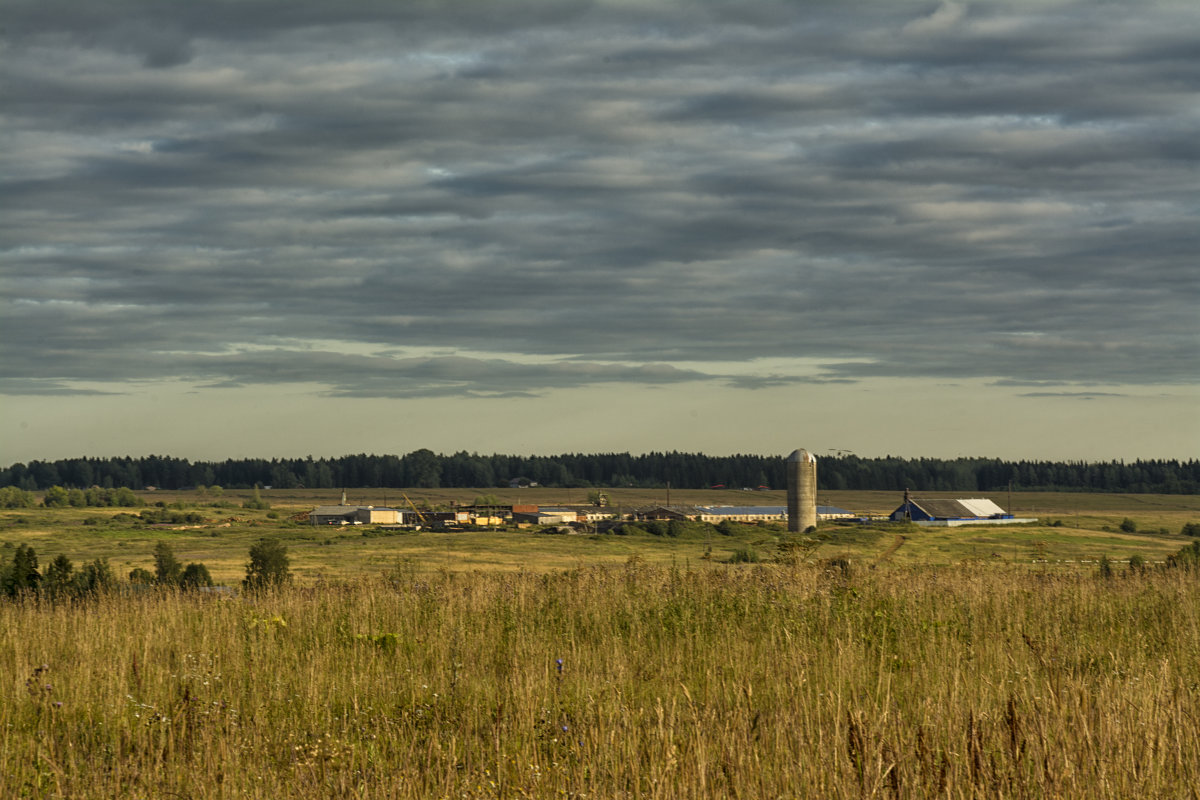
left=2, top=488, right=1198, bottom=584
left=2, top=489, right=1199, bottom=798
left=2, top=561, right=1199, bottom=798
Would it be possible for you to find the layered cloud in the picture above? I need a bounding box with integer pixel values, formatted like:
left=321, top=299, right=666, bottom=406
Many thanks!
left=2, top=0, right=1197, bottom=400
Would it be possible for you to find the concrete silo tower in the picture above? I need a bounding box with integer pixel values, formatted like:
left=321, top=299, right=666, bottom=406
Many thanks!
left=786, top=449, right=818, bottom=532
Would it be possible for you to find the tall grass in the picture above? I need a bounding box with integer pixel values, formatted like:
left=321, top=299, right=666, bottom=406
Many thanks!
left=2, top=563, right=1197, bottom=798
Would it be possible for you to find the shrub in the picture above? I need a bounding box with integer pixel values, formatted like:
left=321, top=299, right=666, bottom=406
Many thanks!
left=76, top=558, right=115, bottom=594
left=1182, top=522, right=1200, bottom=537
left=244, top=538, right=291, bottom=590
left=727, top=546, right=760, bottom=564
left=128, top=567, right=155, bottom=584
left=180, top=562, right=214, bottom=588
left=1119, top=518, right=1138, bottom=533
left=0, top=486, right=36, bottom=508
left=242, top=488, right=271, bottom=511
left=1166, top=540, right=1200, bottom=570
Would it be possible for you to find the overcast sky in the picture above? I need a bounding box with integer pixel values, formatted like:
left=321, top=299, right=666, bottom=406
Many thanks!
left=2, top=0, right=1197, bottom=464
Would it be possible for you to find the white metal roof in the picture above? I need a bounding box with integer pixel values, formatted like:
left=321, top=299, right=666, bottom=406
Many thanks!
left=956, top=498, right=1007, bottom=517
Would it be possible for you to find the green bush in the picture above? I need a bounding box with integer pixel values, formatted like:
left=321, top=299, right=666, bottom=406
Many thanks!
left=181, top=562, right=214, bottom=588
left=1166, top=540, right=1200, bottom=570
left=727, top=546, right=760, bottom=564
left=243, top=488, right=271, bottom=511
left=244, top=538, right=291, bottom=590
left=0, top=486, right=36, bottom=508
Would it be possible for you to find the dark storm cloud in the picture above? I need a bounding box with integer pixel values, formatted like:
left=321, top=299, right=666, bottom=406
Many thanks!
left=2, top=0, right=1197, bottom=398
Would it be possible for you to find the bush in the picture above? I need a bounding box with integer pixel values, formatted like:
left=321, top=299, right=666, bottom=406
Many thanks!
left=0, top=486, right=36, bottom=508
left=644, top=521, right=668, bottom=537
left=128, top=567, right=154, bottom=584
left=1181, top=522, right=1200, bottom=537
left=1166, top=540, right=1200, bottom=570
left=242, top=488, right=271, bottom=511
left=244, top=538, right=291, bottom=590
left=1119, top=518, right=1138, bottom=533
left=727, top=546, right=760, bottom=564
left=76, top=558, right=115, bottom=594
left=180, top=562, right=214, bottom=588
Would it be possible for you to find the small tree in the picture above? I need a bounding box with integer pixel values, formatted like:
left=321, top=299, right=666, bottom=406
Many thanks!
left=1166, top=540, right=1200, bottom=570
left=76, top=558, right=116, bottom=595
left=129, top=567, right=155, bottom=584
left=1119, top=518, right=1138, bottom=533
left=180, top=562, right=214, bottom=589
left=5, top=544, right=41, bottom=596
left=153, top=541, right=183, bottom=586
left=42, top=554, right=75, bottom=598
left=0, top=486, right=36, bottom=508
left=244, top=538, right=291, bottom=590
left=243, top=487, right=270, bottom=511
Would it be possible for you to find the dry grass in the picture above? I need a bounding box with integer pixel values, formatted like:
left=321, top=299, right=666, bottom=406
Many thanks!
left=2, top=562, right=1198, bottom=798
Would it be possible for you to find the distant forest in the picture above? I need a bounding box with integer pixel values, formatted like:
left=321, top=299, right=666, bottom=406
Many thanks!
left=2, top=452, right=1197, bottom=494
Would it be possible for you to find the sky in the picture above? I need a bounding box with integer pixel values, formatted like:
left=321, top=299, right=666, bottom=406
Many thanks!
left=2, top=0, right=1197, bottom=465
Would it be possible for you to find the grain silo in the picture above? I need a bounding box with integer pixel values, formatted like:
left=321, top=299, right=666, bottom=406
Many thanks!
left=786, top=449, right=818, bottom=532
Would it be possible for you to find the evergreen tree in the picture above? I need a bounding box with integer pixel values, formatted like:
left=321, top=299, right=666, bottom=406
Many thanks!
left=42, top=554, right=75, bottom=598
left=153, top=541, right=183, bottom=586
left=76, top=559, right=116, bottom=595
left=5, top=544, right=41, bottom=596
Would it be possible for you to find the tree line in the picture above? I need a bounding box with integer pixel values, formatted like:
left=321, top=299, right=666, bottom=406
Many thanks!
left=1, top=538, right=292, bottom=599
left=2, top=451, right=1197, bottom=494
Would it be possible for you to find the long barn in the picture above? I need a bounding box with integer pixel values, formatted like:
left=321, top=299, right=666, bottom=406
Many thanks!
left=889, top=494, right=1035, bottom=526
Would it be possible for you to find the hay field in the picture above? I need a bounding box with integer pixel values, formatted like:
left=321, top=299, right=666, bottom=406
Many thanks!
left=2, top=563, right=1198, bottom=798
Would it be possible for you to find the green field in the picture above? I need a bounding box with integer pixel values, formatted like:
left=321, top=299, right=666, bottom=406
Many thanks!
left=2, top=488, right=1197, bottom=585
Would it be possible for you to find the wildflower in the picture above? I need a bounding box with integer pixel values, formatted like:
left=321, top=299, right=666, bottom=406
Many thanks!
left=555, top=659, right=564, bottom=674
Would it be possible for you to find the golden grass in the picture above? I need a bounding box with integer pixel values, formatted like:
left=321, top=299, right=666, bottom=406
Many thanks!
left=2, top=563, right=1198, bottom=798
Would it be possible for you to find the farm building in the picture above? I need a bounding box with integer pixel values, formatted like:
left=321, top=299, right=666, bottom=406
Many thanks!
left=513, top=508, right=580, bottom=525
left=309, top=505, right=402, bottom=525
left=888, top=494, right=1035, bottom=527
left=697, top=505, right=854, bottom=524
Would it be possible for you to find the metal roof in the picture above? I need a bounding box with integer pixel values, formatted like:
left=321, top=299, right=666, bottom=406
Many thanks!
left=905, top=498, right=1007, bottom=519
left=957, top=498, right=1007, bottom=517
left=696, top=505, right=851, bottom=516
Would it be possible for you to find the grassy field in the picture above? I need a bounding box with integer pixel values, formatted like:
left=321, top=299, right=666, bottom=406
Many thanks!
left=3, top=489, right=1199, bottom=797
left=2, top=563, right=1198, bottom=798
left=2, top=489, right=1197, bottom=585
